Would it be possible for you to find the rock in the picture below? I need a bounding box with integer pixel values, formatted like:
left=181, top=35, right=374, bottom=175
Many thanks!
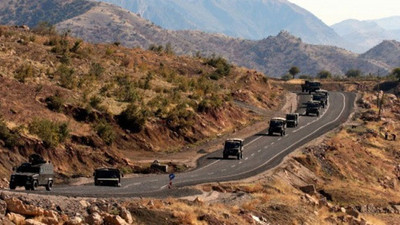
left=7, top=212, right=25, bottom=224
left=5, top=197, right=44, bottom=217
left=392, top=205, right=400, bottom=213
left=193, top=197, right=204, bottom=205
left=346, top=207, right=360, bottom=218
left=119, top=207, right=133, bottom=224
left=104, top=215, right=129, bottom=225
left=340, top=207, right=346, bottom=213
left=299, top=184, right=316, bottom=194
left=40, top=217, right=59, bottom=225
left=304, top=194, right=319, bottom=206
left=86, top=212, right=103, bottom=225
left=42, top=210, right=59, bottom=224
left=25, top=219, right=46, bottom=225
left=65, top=216, right=84, bottom=225
left=88, top=205, right=100, bottom=214
left=79, top=200, right=90, bottom=208
left=0, top=199, right=6, bottom=216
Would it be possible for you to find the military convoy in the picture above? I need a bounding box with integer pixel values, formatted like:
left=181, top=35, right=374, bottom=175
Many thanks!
left=9, top=154, right=54, bottom=191
left=223, top=138, right=244, bottom=160
left=286, top=113, right=299, bottom=127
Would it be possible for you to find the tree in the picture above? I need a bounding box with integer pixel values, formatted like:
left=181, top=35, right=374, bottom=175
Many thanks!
left=391, top=68, right=400, bottom=81
left=345, top=69, right=361, bottom=78
left=317, top=70, right=332, bottom=79
left=289, top=66, right=300, bottom=79
left=281, top=74, right=292, bottom=81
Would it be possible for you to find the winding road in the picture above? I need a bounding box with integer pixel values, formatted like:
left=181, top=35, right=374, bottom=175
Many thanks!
left=14, top=92, right=356, bottom=198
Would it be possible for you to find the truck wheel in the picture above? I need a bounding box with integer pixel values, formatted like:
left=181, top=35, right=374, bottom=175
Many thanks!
left=9, top=183, right=16, bottom=190
left=306, top=112, right=309, bottom=116
left=223, top=154, right=228, bottom=159
left=309, top=91, right=312, bottom=94
left=237, top=154, right=240, bottom=160
left=25, top=185, right=30, bottom=190
left=46, top=180, right=53, bottom=191
left=317, top=112, right=320, bottom=117
left=94, top=179, right=99, bottom=186
left=31, top=180, right=38, bottom=191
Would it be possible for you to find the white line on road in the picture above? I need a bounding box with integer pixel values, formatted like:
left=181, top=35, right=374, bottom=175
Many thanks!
left=231, top=165, right=236, bottom=168
left=278, top=138, right=282, bottom=141
left=264, top=146, right=268, bottom=149
left=251, top=153, right=255, bottom=157
left=245, top=157, right=249, bottom=160
left=221, top=169, right=226, bottom=172
left=208, top=172, right=214, bottom=175
left=258, top=150, right=261, bottom=153
left=271, top=142, right=275, bottom=145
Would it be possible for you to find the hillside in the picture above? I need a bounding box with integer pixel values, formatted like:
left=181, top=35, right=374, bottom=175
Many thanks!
left=97, top=0, right=344, bottom=46
left=360, top=40, right=400, bottom=69
left=0, top=26, right=283, bottom=181
left=0, top=0, right=394, bottom=77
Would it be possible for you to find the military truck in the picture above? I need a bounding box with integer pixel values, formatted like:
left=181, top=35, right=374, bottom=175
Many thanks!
left=301, top=81, right=321, bottom=94
left=94, top=168, right=122, bottom=187
left=286, top=113, right=299, bottom=127
left=312, top=94, right=327, bottom=108
left=315, top=89, right=329, bottom=103
left=223, top=138, right=244, bottom=160
left=306, top=101, right=321, bottom=116
left=9, top=154, right=54, bottom=191
left=268, top=117, right=287, bottom=136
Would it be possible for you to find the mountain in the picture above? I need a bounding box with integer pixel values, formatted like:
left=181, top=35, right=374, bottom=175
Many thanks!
left=0, top=0, right=393, bottom=76
left=97, top=0, right=344, bottom=46
left=360, top=40, right=400, bottom=69
left=332, top=18, right=400, bottom=53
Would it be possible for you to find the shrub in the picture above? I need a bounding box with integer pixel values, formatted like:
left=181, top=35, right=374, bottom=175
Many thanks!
left=29, top=118, right=69, bottom=148
left=118, top=104, right=147, bottom=132
left=95, top=121, right=116, bottom=145
left=32, top=21, right=57, bottom=35
left=345, top=69, right=362, bottom=78
left=205, top=56, right=231, bottom=79
left=45, top=92, right=64, bottom=112
left=70, top=40, right=82, bottom=53
left=317, top=70, right=332, bottom=79
left=89, top=63, right=105, bottom=78
left=89, top=95, right=102, bottom=109
left=15, top=64, right=34, bottom=83
left=56, top=64, right=76, bottom=89
left=0, top=118, right=22, bottom=149
left=281, top=74, right=292, bottom=81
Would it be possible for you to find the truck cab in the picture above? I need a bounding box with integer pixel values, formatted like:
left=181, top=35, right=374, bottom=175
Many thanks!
left=301, top=81, right=321, bottom=94
left=268, top=117, right=287, bottom=136
left=223, top=138, right=244, bottom=160
left=312, top=94, right=327, bottom=108
left=286, top=113, right=299, bottom=127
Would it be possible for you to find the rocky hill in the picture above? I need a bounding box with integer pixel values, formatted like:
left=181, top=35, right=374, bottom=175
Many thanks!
left=360, top=40, right=400, bottom=69
left=97, top=0, right=344, bottom=46
left=0, top=25, right=282, bottom=181
left=0, top=0, right=394, bottom=76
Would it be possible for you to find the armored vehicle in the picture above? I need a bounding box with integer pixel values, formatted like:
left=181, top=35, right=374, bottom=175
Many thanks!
left=312, top=94, right=327, bottom=108
left=223, top=138, right=244, bottom=160
left=286, top=113, right=299, bottom=127
left=94, top=168, right=122, bottom=187
left=268, top=117, right=287, bottom=136
left=301, top=81, right=321, bottom=94
left=9, top=154, right=54, bottom=191
left=306, top=101, right=321, bottom=116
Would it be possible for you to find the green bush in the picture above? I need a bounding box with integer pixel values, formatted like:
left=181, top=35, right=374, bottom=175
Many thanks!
left=56, top=64, right=76, bottom=89
left=89, top=63, right=105, bottom=78
left=45, top=92, right=64, bottom=112
left=15, top=64, right=34, bottom=83
left=0, top=118, right=22, bottom=149
left=95, top=121, right=116, bottom=145
left=29, top=118, right=69, bottom=148
left=205, top=56, right=231, bottom=80
left=89, top=95, right=102, bottom=109
left=118, top=104, right=147, bottom=132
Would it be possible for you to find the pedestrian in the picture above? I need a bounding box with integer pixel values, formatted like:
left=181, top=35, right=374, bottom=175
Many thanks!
left=393, top=133, right=397, bottom=141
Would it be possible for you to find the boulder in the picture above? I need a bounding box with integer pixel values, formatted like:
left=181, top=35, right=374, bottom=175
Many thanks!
left=119, top=207, right=133, bottom=224
left=86, top=212, right=103, bottom=225
left=7, top=212, right=25, bottom=225
left=346, top=207, right=360, bottom=218
left=0, top=199, right=6, bottom=215
left=65, top=216, right=84, bottom=225
left=104, top=215, right=129, bottom=225
left=5, top=197, right=44, bottom=217
left=25, top=219, right=46, bottom=225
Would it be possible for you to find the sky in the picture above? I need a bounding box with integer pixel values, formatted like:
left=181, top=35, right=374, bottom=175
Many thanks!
left=288, top=0, right=400, bottom=25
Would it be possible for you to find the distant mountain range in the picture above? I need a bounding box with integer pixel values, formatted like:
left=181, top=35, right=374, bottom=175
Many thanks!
left=97, top=0, right=344, bottom=47
left=0, top=0, right=397, bottom=76
left=332, top=17, right=400, bottom=53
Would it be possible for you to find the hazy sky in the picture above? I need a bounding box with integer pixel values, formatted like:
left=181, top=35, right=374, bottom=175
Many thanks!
left=288, top=0, right=400, bottom=25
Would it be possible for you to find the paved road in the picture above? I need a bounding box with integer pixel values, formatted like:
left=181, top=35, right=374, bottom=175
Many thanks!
left=14, top=92, right=356, bottom=198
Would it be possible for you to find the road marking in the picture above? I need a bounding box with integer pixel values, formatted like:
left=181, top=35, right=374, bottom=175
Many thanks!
left=245, top=136, right=262, bottom=147
left=278, top=138, right=282, bottom=141
left=239, top=161, right=242, bottom=164
left=231, top=165, right=236, bottom=168
left=251, top=153, right=255, bottom=157
left=190, top=175, right=197, bottom=178
left=208, top=172, right=214, bottom=175
left=173, top=93, right=347, bottom=186
left=245, top=157, right=249, bottom=160
left=258, top=150, right=261, bottom=153
left=264, top=146, right=268, bottom=149
left=149, top=180, right=157, bottom=182
left=221, top=169, right=226, bottom=172
left=271, top=142, right=275, bottom=145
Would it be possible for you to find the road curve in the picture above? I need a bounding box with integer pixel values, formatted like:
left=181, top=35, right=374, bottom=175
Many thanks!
left=12, top=92, right=356, bottom=198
